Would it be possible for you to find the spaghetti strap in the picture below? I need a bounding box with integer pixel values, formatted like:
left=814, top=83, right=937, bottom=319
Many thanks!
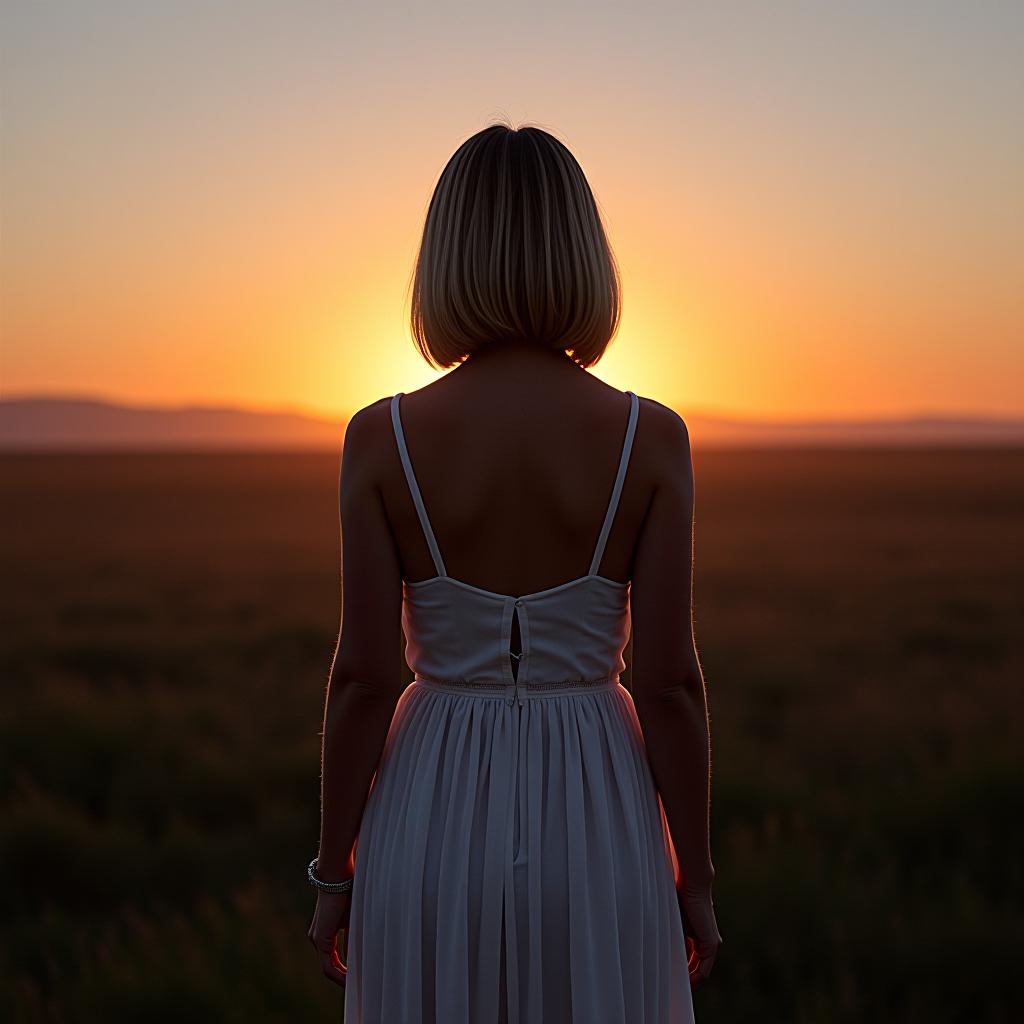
left=588, top=390, right=640, bottom=577
left=390, top=393, right=447, bottom=577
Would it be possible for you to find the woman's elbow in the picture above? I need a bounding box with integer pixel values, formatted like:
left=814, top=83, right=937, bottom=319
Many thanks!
left=632, top=668, right=706, bottom=709
left=325, top=670, right=402, bottom=726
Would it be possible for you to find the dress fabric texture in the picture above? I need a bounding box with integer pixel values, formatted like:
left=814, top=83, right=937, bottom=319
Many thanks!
left=344, top=390, right=695, bottom=1023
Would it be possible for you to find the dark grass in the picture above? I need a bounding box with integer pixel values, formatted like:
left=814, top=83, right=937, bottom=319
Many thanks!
left=1, top=448, right=1021, bottom=1022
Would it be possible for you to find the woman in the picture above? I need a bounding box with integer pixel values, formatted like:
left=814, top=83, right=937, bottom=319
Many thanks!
left=308, top=122, right=721, bottom=1023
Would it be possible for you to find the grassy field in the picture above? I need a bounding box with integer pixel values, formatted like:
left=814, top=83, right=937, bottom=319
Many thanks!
left=2, top=448, right=1021, bottom=1022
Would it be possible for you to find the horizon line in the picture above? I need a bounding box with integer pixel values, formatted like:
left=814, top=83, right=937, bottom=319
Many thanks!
left=4, top=390, right=1022, bottom=427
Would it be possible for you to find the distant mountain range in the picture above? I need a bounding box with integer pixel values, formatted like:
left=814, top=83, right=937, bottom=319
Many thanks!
left=1, top=395, right=1022, bottom=449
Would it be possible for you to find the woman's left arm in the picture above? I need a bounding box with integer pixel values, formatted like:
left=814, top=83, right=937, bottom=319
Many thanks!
left=308, top=400, right=404, bottom=985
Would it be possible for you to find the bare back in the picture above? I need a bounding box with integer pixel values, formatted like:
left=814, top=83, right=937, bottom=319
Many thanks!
left=381, top=342, right=666, bottom=597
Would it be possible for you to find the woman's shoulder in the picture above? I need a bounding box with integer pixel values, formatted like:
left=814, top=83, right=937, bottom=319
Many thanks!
left=632, top=392, right=691, bottom=447
left=340, top=395, right=401, bottom=469
left=625, top=393, right=693, bottom=498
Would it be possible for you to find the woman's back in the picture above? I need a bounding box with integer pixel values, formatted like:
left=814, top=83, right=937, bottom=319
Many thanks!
left=384, top=341, right=656, bottom=596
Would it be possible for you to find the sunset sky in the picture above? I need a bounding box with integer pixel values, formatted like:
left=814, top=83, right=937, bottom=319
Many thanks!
left=2, top=1, right=1021, bottom=421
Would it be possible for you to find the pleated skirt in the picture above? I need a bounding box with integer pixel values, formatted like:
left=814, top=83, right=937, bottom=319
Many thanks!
left=343, top=676, right=695, bottom=1024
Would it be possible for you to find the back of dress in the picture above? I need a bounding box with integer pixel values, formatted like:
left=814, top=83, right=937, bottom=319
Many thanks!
left=344, top=390, right=695, bottom=1024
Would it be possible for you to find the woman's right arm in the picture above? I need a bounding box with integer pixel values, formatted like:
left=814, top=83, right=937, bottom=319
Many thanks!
left=628, top=400, right=722, bottom=983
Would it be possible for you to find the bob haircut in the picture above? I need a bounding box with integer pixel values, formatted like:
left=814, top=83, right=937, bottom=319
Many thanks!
left=409, top=121, right=621, bottom=370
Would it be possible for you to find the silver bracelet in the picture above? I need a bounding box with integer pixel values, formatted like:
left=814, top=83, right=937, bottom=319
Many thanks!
left=308, top=857, right=354, bottom=893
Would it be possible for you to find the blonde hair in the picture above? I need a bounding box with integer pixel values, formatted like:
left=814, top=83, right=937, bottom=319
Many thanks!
left=409, top=121, right=621, bottom=369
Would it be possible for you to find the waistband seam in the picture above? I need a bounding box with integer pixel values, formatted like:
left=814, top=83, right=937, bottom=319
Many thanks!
left=413, top=672, right=621, bottom=694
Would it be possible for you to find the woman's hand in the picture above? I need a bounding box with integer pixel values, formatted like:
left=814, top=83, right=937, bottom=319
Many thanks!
left=308, top=890, right=352, bottom=987
left=678, top=886, right=723, bottom=988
